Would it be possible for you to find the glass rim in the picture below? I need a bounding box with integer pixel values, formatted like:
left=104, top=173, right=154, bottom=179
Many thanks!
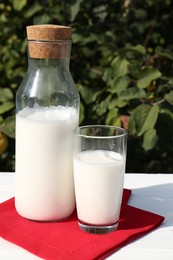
left=73, top=125, right=127, bottom=139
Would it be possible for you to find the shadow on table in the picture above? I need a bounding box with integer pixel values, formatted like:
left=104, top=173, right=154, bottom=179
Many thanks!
left=128, top=182, right=173, bottom=228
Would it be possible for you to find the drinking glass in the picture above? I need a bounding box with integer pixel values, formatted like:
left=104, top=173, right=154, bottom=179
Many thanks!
left=73, top=125, right=127, bottom=234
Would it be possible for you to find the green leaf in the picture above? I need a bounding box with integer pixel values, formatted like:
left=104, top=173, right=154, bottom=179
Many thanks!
left=79, top=102, right=84, bottom=124
left=168, top=78, right=173, bottom=86
left=97, top=95, right=111, bottom=116
left=130, top=45, right=146, bottom=55
left=120, top=87, right=146, bottom=101
left=33, top=14, right=51, bottom=24
left=12, top=0, right=27, bottom=11
left=77, top=84, right=95, bottom=105
left=165, top=90, right=173, bottom=105
left=139, top=105, right=159, bottom=135
left=129, top=104, right=159, bottom=137
left=110, top=76, right=130, bottom=94
left=106, top=108, right=118, bottom=124
left=0, top=115, right=15, bottom=138
left=155, top=51, right=173, bottom=61
left=128, top=63, right=143, bottom=79
left=108, top=99, right=127, bottom=109
left=72, top=33, right=83, bottom=43
left=106, top=108, right=121, bottom=126
left=160, top=108, right=173, bottom=119
left=112, top=117, right=121, bottom=127
left=0, top=116, right=3, bottom=124
left=111, top=57, right=129, bottom=78
left=24, top=2, right=42, bottom=18
left=92, top=88, right=106, bottom=102
left=142, top=128, right=158, bottom=150
left=135, top=9, right=147, bottom=19
left=0, top=102, right=14, bottom=114
left=0, top=88, right=13, bottom=102
left=70, top=0, right=83, bottom=22
left=103, top=68, right=113, bottom=84
left=93, top=5, right=107, bottom=21
left=128, top=118, right=136, bottom=135
left=128, top=104, right=151, bottom=135
left=137, top=67, right=161, bottom=89
left=120, top=45, right=146, bottom=55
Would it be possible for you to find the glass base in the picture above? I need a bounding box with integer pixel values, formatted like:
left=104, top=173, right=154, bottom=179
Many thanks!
left=78, top=221, right=118, bottom=234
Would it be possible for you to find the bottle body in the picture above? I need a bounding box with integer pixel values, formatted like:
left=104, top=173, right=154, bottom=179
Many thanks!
left=15, top=39, right=80, bottom=221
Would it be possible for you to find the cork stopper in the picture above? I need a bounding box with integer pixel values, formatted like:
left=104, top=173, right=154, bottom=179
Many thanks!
left=26, top=24, right=72, bottom=59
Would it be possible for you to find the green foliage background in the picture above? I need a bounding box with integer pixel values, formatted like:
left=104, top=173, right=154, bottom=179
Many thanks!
left=0, top=0, right=173, bottom=172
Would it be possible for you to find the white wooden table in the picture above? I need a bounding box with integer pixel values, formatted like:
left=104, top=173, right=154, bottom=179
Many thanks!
left=0, top=172, right=173, bottom=260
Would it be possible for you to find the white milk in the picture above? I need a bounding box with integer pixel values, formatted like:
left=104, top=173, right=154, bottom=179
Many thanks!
left=15, top=105, right=78, bottom=221
left=73, top=150, right=125, bottom=225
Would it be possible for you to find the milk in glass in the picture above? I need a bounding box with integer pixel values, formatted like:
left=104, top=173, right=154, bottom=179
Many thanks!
left=73, top=150, right=125, bottom=225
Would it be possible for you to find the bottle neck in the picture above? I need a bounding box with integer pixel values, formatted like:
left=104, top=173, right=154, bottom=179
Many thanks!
left=27, top=40, right=71, bottom=68
left=28, top=57, right=70, bottom=69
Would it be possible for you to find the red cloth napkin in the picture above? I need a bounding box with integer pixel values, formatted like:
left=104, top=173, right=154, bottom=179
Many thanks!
left=0, top=189, right=164, bottom=260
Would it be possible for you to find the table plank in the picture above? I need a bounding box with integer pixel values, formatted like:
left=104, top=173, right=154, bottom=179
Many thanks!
left=110, top=174, right=173, bottom=260
left=0, top=172, right=173, bottom=260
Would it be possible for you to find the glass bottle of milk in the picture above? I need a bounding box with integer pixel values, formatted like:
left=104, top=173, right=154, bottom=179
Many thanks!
left=15, top=25, right=80, bottom=221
